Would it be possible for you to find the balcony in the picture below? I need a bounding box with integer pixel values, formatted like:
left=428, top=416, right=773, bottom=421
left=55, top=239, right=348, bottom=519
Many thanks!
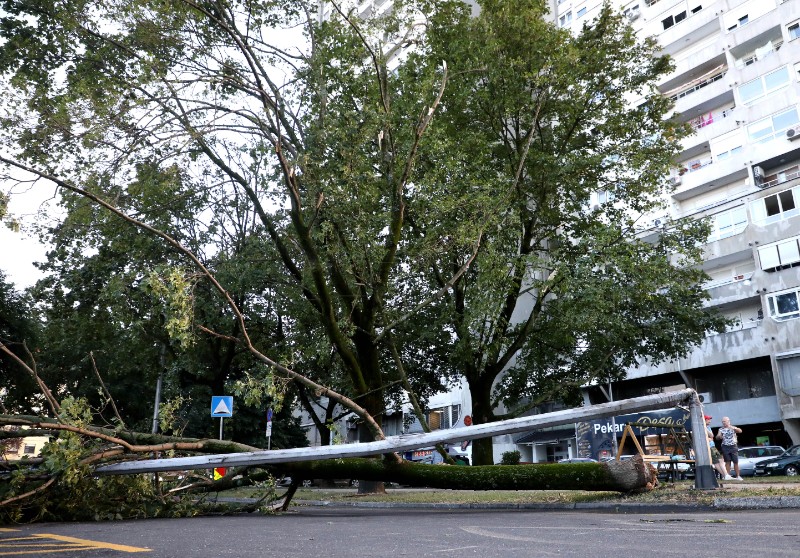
left=678, top=109, right=740, bottom=157
left=671, top=74, right=734, bottom=119
left=683, top=321, right=769, bottom=368
left=653, top=6, right=722, bottom=56
left=671, top=156, right=748, bottom=200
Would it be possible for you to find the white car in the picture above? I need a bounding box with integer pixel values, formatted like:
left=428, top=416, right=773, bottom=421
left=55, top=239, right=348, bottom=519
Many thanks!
left=737, top=446, right=785, bottom=476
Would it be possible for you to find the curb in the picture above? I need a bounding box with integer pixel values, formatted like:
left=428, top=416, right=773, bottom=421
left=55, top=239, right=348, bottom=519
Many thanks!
left=292, top=497, right=800, bottom=512
left=292, top=499, right=710, bottom=512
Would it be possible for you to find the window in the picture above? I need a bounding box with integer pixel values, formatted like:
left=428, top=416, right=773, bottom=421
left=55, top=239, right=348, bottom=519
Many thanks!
left=559, top=11, right=572, bottom=27
left=663, top=12, right=686, bottom=30
left=738, top=66, right=790, bottom=104
left=758, top=236, right=800, bottom=271
left=708, top=206, right=747, bottom=242
left=752, top=186, right=800, bottom=224
left=778, top=355, right=800, bottom=396
left=577, top=7, right=587, bottom=18
left=748, top=107, right=800, bottom=144
left=767, top=288, right=800, bottom=321
left=790, top=22, right=800, bottom=40
left=728, top=14, right=748, bottom=31
left=23, top=445, right=36, bottom=455
left=716, top=146, right=742, bottom=161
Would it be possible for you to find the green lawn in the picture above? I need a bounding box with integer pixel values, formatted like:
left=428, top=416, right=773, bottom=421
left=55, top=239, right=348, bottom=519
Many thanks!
left=225, top=477, right=800, bottom=507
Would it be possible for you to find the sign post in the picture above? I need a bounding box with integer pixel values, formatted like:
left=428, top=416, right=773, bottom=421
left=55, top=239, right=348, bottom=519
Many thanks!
left=266, top=408, right=273, bottom=450
left=210, top=396, right=234, bottom=441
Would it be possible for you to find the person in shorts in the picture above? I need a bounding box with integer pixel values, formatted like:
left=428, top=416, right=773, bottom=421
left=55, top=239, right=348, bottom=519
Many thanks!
left=716, top=416, right=743, bottom=480
left=705, top=415, right=732, bottom=480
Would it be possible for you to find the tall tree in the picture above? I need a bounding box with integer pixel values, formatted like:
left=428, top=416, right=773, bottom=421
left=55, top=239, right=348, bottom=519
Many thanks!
left=0, top=0, right=726, bottom=474
left=406, top=1, right=728, bottom=463
left=0, top=269, right=40, bottom=413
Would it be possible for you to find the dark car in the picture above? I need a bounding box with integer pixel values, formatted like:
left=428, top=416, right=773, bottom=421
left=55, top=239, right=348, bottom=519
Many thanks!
left=754, top=445, right=800, bottom=477
left=737, top=445, right=785, bottom=476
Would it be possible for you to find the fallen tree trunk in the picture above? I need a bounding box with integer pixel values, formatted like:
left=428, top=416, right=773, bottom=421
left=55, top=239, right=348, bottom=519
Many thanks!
left=273, top=456, right=657, bottom=493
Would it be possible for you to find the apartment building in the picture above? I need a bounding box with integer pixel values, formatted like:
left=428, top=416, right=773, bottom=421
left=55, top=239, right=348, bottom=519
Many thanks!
left=558, top=0, right=800, bottom=456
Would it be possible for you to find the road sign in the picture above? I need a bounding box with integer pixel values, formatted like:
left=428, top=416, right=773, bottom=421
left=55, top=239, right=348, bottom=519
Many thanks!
left=213, top=467, right=226, bottom=480
left=266, top=422, right=273, bottom=437
left=211, top=396, right=234, bottom=417
left=267, top=408, right=273, bottom=422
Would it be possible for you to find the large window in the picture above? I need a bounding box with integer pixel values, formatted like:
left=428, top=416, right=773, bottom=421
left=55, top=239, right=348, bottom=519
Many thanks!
left=751, top=186, right=800, bottom=224
left=767, top=287, right=800, bottom=321
left=707, top=206, right=747, bottom=242
left=739, top=66, right=790, bottom=104
left=778, top=355, right=800, bottom=396
left=758, top=236, right=800, bottom=271
left=748, top=107, right=800, bottom=144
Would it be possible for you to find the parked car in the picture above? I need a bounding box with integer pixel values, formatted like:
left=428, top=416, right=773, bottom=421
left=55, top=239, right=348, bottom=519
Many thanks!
left=557, top=457, right=598, bottom=464
left=754, top=445, right=800, bottom=477
left=737, top=446, right=785, bottom=476
left=277, top=477, right=359, bottom=488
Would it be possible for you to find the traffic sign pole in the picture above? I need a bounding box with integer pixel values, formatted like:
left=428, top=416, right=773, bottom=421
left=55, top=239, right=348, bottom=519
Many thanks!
left=220, top=417, right=224, bottom=441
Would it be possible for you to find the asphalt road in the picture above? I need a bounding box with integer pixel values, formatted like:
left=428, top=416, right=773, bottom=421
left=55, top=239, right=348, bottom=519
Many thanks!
left=3, top=507, right=800, bottom=557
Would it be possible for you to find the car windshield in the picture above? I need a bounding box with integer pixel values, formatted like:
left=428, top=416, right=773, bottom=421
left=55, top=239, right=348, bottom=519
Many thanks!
left=787, top=446, right=800, bottom=457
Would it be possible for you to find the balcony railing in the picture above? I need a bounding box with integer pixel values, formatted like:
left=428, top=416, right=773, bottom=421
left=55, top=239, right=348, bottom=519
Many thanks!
left=706, top=316, right=762, bottom=337
left=703, top=272, right=753, bottom=290
left=668, top=70, right=726, bottom=103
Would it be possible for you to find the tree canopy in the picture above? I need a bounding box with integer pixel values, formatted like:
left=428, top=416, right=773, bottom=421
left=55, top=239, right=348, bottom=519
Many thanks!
left=0, top=0, right=727, bottom=472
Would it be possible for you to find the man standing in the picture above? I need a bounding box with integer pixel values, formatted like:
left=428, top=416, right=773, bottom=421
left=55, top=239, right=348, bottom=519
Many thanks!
left=716, top=416, right=743, bottom=480
left=705, top=415, right=732, bottom=480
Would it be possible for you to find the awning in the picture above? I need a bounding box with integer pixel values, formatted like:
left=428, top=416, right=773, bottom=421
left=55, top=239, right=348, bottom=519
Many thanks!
left=514, top=428, right=575, bottom=445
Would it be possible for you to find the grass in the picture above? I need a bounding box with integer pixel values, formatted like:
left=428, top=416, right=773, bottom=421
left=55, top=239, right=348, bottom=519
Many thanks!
left=225, top=476, right=800, bottom=507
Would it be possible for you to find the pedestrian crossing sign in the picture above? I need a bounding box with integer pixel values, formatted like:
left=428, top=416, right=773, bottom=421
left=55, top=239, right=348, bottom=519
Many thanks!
left=211, top=395, right=234, bottom=417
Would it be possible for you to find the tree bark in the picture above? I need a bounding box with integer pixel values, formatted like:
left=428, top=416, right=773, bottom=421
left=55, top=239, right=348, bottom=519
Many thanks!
left=276, top=455, right=657, bottom=493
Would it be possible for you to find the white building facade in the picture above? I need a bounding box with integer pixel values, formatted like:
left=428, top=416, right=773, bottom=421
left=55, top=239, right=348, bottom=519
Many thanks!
left=564, top=0, right=800, bottom=453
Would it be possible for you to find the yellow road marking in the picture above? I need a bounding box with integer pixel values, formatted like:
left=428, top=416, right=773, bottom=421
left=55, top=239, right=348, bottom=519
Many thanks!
left=34, top=534, right=150, bottom=553
left=0, top=533, right=151, bottom=555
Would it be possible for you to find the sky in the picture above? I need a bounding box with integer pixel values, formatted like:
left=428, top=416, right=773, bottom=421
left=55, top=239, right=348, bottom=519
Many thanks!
left=1, top=181, right=58, bottom=290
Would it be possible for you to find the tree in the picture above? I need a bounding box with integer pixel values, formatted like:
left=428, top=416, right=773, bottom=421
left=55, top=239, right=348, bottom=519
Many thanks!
left=397, top=0, right=729, bottom=464
left=0, top=0, right=726, bottom=478
left=0, top=269, right=40, bottom=413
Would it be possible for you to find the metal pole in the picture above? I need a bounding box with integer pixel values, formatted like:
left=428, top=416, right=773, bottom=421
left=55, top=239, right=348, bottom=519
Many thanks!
left=609, top=382, right=618, bottom=458
left=151, top=343, right=166, bottom=434
left=219, top=417, right=224, bottom=441
left=690, top=394, right=718, bottom=489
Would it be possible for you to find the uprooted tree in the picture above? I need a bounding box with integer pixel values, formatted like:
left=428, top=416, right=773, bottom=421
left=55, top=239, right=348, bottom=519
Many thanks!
left=0, top=0, right=728, bottom=517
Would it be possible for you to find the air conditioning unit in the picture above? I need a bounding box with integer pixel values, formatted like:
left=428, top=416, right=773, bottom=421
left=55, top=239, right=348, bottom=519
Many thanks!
left=753, top=165, right=765, bottom=187
left=698, top=392, right=713, bottom=404
left=670, top=175, right=682, bottom=186
left=626, top=8, right=641, bottom=21
left=787, top=126, right=800, bottom=141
